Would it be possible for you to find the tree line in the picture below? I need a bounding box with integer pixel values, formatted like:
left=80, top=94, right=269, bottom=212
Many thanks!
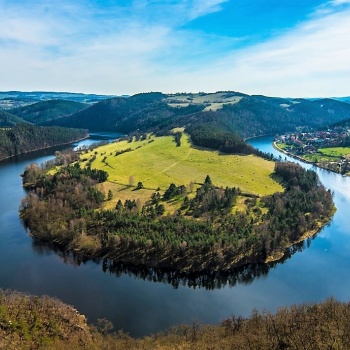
left=0, top=123, right=88, bottom=160
left=20, top=159, right=334, bottom=272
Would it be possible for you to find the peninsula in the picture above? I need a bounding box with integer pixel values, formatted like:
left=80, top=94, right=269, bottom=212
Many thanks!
left=20, top=132, right=335, bottom=273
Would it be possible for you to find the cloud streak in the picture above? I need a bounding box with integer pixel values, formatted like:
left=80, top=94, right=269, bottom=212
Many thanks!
left=0, top=0, right=349, bottom=97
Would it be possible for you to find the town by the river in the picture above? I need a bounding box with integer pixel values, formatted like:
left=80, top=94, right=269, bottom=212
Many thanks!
left=0, top=134, right=350, bottom=337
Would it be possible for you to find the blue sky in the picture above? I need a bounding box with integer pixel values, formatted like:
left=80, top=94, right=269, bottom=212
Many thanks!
left=0, top=0, right=349, bottom=97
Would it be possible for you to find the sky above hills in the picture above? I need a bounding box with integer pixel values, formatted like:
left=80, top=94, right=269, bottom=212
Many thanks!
left=0, top=0, right=349, bottom=97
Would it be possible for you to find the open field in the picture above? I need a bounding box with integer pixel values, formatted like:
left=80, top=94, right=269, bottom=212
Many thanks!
left=318, top=147, right=350, bottom=157
left=303, top=147, right=350, bottom=163
left=80, top=134, right=282, bottom=209
left=166, top=92, right=242, bottom=111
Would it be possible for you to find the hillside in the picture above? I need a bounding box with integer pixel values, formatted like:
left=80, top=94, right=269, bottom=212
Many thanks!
left=47, top=92, right=350, bottom=139
left=2, top=290, right=350, bottom=349
left=47, top=92, right=204, bottom=132
left=0, top=110, right=28, bottom=127
left=0, top=124, right=88, bottom=160
left=9, top=99, right=88, bottom=124
left=0, top=90, right=114, bottom=105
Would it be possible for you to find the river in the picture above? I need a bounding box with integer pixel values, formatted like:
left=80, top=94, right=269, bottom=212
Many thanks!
left=1, top=134, right=350, bottom=337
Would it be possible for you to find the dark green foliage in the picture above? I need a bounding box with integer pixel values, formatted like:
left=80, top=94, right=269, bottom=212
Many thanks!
left=259, top=162, right=334, bottom=257
left=20, top=163, right=334, bottom=272
left=186, top=124, right=276, bottom=159
left=186, top=124, right=253, bottom=153
left=9, top=99, right=88, bottom=124
left=41, top=92, right=350, bottom=141
left=162, top=183, right=186, bottom=200
left=0, top=110, right=28, bottom=127
left=48, top=92, right=196, bottom=133
left=186, top=182, right=240, bottom=217
left=174, top=131, right=182, bottom=146
left=0, top=123, right=88, bottom=160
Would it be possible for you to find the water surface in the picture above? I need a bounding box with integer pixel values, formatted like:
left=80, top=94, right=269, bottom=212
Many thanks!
left=0, top=134, right=349, bottom=336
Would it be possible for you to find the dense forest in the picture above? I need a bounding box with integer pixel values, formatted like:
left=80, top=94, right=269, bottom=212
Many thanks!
left=0, top=124, right=88, bottom=160
left=0, top=110, right=27, bottom=127
left=46, top=92, right=204, bottom=133
left=9, top=99, right=88, bottom=124
left=20, top=157, right=334, bottom=272
left=1, top=289, right=350, bottom=350
left=45, top=92, right=350, bottom=139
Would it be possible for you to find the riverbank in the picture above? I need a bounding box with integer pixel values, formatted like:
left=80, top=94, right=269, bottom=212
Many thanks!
left=0, top=135, right=89, bottom=163
left=264, top=212, right=336, bottom=263
left=0, top=124, right=89, bottom=162
left=273, top=141, right=349, bottom=176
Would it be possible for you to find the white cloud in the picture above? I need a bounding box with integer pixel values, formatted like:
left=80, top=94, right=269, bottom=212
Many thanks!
left=331, top=0, right=350, bottom=5
left=187, top=0, right=230, bottom=20
left=0, top=0, right=349, bottom=97
left=144, top=5, right=350, bottom=97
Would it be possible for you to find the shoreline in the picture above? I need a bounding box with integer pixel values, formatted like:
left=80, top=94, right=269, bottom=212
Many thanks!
left=264, top=212, right=336, bottom=263
left=0, top=134, right=89, bottom=163
left=273, top=141, right=349, bottom=176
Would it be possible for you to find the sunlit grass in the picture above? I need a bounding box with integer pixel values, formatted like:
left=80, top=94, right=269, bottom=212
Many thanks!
left=81, top=134, right=282, bottom=209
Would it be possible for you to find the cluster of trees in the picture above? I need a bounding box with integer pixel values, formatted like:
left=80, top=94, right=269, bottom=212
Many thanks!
left=9, top=99, right=88, bottom=124
left=186, top=124, right=254, bottom=154
left=2, top=289, right=350, bottom=350
left=185, top=123, right=275, bottom=160
left=0, top=123, right=88, bottom=160
left=259, top=162, right=334, bottom=258
left=173, top=131, right=182, bottom=146
left=183, top=175, right=240, bottom=217
left=20, top=160, right=334, bottom=272
left=20, top=163, right=108, bottom=244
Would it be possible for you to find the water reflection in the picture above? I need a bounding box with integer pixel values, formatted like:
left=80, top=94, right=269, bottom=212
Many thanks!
left=31, top=236, right=311, bottom=290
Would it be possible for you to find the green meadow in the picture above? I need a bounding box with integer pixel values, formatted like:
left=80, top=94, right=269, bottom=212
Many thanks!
left=318, top=147, right=350, bottom=157
left=81, top=134, right=282, bottom=208
left=304, top=147, right=350, bottom=163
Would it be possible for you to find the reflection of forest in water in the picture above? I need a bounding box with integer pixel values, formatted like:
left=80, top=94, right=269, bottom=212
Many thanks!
left=31, top=237, right=313, bottom=290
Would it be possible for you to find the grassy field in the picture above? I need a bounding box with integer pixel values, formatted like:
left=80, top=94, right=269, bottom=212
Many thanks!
left=318, top=147, right=350, bottom=157
left=303, top=147, right=350, bottom=163
left=80, top=134, right=282, bottom=209
left=166, top=92, right=242, bottom=111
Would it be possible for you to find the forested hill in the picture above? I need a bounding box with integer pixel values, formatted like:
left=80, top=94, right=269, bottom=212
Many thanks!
left=46, top=92, right=204, bottom=132
left=47, top=92, right=350, bottom=138
left=0, top=124, right=88, bottom=160
left=0, top=110, right=28, bottom=127
left=9, top=99, right=88, bottom=124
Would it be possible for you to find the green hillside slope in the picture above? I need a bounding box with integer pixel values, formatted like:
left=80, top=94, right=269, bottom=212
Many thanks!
left=0, top=124, right=88, bottom=160
left=10, top=99, right=88, bottom=124
left=0, top=110, right=28, bottom=127
left=48, top=92, right=350, bottom=138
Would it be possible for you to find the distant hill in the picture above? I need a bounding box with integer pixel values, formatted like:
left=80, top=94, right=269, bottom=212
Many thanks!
left=0, top=91, right=115, bottom=104
left=0, top=110, right=28, bottom=127
left=0, top=124, right=88, bottom=160
left=332, top=97, right=350, bottom=104
left=10, top=100, right=89, bottom=124
left=47, top=92, right=205, bottom=133
left=48, top=92, right=350, bottom=139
